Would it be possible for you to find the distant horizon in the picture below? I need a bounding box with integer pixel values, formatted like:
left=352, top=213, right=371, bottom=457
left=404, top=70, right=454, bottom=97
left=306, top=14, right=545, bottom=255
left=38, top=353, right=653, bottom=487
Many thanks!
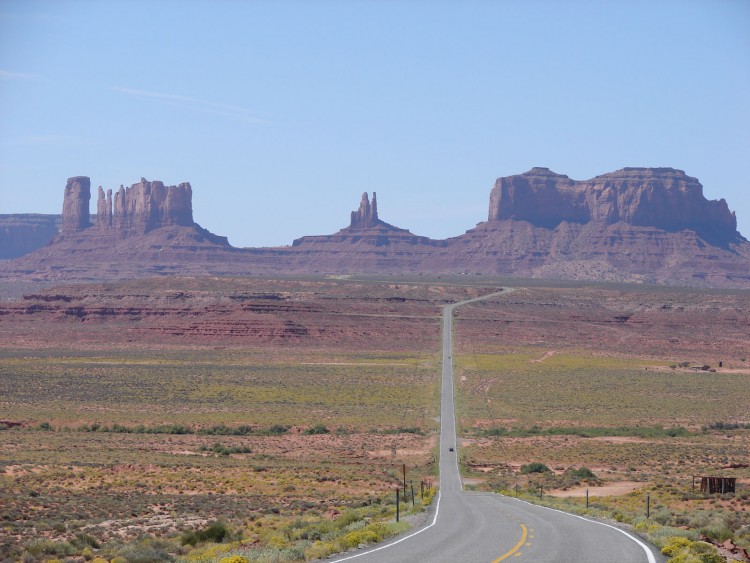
left=5, top=164, right=747, bottom=246
left=2, top=1, right=748, bottom=246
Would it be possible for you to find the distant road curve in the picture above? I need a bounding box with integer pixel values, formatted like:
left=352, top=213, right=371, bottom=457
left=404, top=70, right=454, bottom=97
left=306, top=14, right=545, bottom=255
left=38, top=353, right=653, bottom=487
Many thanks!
left=331, top=288, right=663, bottom=563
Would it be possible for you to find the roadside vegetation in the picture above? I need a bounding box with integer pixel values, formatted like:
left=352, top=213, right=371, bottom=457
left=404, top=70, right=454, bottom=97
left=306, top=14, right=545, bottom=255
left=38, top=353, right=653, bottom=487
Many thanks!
left=503, top=484, right=741, bottom=562
left=0, top=349, right=440, bottom=561
left=3, top=280, right=748, bottom=561
left=455, top=351, right=750, bottom=560
left=454, top=285, right=750, bottom=562
left=10, top=491, right=436, bottom=562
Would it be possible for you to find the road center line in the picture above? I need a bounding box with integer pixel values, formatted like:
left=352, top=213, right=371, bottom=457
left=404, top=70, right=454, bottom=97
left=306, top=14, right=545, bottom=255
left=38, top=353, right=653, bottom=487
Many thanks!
left=492, top=523, right=528, bottom=562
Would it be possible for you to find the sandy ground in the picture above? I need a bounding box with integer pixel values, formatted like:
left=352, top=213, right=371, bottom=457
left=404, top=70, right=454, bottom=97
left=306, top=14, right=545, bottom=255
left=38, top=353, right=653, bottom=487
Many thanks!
left=549, top=481, right=645, bottom=498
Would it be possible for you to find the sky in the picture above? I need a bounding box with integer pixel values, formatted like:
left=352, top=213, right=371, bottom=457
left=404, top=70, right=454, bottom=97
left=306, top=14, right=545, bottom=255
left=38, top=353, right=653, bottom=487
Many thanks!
left=1, top=0, right=749, bottom=247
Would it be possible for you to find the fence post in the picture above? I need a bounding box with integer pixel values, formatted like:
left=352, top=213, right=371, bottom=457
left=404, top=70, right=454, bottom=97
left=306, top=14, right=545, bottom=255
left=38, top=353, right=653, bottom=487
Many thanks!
left=396, top=487, right=400, bottom=522
left=586, top=488, right=589, bottom=509
left=646, top=494, right=650, bottom=519
left=411, top=480, right=415, bottom=507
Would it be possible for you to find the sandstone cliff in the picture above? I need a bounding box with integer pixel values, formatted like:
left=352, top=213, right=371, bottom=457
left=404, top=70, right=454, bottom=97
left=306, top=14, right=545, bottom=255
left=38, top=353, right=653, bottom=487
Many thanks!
left=488, top=167, right=741, bottom=245
left=61, top=177, right=91, bottom=234
left=96, top=178, right=194, bottom=234
left=0, top=215, right=61, bottom=259
left=2, top=169, right=748, bottom=289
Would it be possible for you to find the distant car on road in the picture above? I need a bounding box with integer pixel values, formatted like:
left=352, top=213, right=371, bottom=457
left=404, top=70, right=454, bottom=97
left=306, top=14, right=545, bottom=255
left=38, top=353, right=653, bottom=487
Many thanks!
left=449, top=447, right=454, bottom=452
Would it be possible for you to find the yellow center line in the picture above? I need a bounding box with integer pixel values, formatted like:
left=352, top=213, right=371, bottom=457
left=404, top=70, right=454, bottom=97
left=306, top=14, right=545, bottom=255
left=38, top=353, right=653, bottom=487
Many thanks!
left=492, top=523, right=528, bottom=562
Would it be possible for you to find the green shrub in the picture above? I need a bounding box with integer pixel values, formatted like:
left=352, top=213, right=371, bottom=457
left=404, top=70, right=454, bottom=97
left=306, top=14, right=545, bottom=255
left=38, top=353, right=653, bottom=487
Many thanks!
left=566, top=467, right=596, bottom=480
left=71, top=533, right=100, bottom=549
left=699, top=523, right=732, bottom=543
left=304, top=424, right=330, bottom=435
left=180, top=530, right=199, bottom=547
left=520, top=462, right=550, bottom=474
left=661, top=536, right=691, bottom=556
left=305, top=541, right=336, bottom=560
left=264, top=424, right=290, bottom=435
left=197, top=520, right=231, bottom=543
left=25, top=539, right=74, bottom=557
left=334, top=510, right=362, bottom=529
left=661, top=536, right=723, bottom=563
left=200, top=442, right=252, bottom=456
left=199, top=424, right=253, bottom=436
left=342, top=530, right=378, bottom=548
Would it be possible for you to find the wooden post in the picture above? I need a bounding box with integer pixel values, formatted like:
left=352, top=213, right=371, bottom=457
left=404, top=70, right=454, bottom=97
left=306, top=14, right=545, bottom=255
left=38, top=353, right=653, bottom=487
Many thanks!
left=411, top=480, right=415, bottom=507
left=396, top=487, right=400, bottom=522
left=539, top=485, right=543, bottom=499
left=586, top=488, right=589, bottom=509
left=403, top=464, right=407, bottom=494
left=646, top=494, right=650, bottom=519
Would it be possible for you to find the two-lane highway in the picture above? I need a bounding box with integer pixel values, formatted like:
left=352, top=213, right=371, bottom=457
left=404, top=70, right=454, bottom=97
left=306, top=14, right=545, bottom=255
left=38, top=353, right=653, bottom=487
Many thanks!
left=332, top=290, right=662, bottom=562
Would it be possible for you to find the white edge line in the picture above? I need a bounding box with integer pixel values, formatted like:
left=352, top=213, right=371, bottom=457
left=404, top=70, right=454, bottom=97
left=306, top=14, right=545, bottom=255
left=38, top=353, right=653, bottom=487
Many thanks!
left=511, top=497, right=658, bottom=563
left=330, top=489, right=442, bottom=562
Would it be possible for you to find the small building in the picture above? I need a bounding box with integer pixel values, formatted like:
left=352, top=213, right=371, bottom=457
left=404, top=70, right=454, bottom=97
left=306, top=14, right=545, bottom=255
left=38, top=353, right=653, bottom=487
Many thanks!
left=694, top=476, right=736, bottom=494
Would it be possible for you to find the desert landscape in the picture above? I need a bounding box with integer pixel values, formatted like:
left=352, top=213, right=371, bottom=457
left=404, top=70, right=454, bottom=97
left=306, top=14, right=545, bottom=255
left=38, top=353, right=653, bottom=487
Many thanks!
left=0, top=276, right=748, bottom=561
left=2, top=4, right=749, bottom=561
left=0, top=278, right=478, bottom=561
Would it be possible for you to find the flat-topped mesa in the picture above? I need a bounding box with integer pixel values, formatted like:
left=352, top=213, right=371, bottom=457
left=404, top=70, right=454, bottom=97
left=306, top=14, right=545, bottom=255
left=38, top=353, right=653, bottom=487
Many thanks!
left=349, top=192, right=380, bottom=229
left=61, top=177, right=92, bottom=234
left=97, top=177, right=194, bottom=234
left=488, top=167, right=740, bottom=244
left=489, top=168, right=580, bottom=228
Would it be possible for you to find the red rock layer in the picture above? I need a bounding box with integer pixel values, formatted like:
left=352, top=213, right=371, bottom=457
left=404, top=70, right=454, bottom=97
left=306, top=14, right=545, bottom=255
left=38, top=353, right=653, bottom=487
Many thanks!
left=488, top=167, right=739, bottom=245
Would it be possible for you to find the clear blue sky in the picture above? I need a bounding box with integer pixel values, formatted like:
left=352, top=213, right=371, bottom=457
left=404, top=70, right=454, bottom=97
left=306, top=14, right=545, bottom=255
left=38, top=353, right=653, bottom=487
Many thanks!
left=2, top=0, right=749, bottom=247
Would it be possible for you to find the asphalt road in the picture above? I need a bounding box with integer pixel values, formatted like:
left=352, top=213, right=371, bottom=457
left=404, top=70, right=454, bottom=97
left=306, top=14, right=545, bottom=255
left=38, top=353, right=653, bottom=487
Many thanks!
left=332, top=290, right=663, bottom=563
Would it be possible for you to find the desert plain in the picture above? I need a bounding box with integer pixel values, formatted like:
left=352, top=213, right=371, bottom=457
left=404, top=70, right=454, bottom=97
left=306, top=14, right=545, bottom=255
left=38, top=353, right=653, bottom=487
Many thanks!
left=0, top=276, right=748, bottom=562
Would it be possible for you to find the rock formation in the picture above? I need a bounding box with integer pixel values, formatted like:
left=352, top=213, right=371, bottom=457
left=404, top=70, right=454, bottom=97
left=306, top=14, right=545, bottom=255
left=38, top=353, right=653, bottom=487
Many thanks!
left=488, top=167, right=740, bottom=245
left=61, top=177, right=91, bottom=234
left=2, top=168, right=748, bottom=289
left=0, top=215, right=61, bottom=259
left=293, top=192, right=443, bottom=248
left=97, top=178, right=194, bottom=235
left=350, top=192, right=379, bottom=229
left=97, top=187, right=113, bottom=229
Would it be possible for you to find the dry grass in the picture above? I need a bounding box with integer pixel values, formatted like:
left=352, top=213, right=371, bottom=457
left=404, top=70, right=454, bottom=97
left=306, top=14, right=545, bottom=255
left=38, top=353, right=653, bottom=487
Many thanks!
left=453, top=285, right=750, bottom=554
